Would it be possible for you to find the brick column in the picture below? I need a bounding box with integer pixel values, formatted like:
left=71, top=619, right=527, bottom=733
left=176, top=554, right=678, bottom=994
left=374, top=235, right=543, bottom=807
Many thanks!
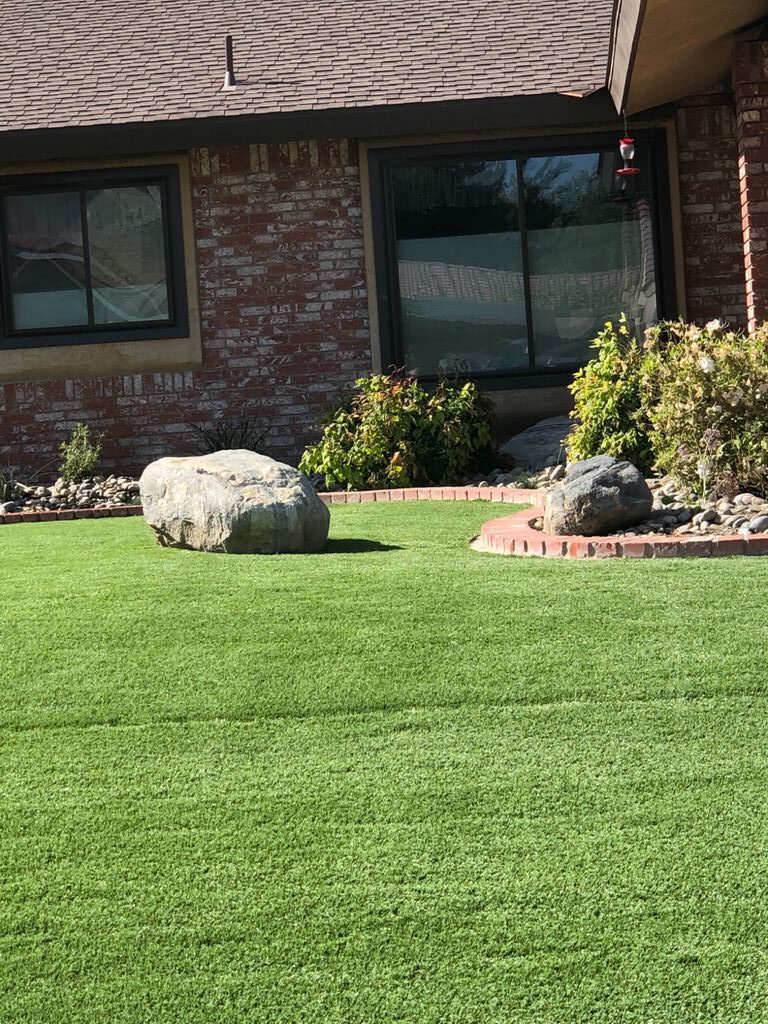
left=733, top=42, right=768, bottom=330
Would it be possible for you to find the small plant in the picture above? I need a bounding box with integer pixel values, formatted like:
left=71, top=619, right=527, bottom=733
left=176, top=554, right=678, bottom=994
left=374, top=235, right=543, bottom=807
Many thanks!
left=0, top=466, right=19, bottom=503
left=512, top=471, right=542, bottom=489
left=642, top=319, right=768, bottom=498
left=58, top=423, right=103, bottom=483
left=566, top=315, right=657, bottom=473
left=299, top=371, right=495, bottom=490
left=188, top=417, right=268, bottom=455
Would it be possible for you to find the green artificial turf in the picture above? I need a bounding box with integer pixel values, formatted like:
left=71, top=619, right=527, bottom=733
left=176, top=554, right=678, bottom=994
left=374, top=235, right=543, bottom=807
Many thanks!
left=2, top=502, right=768, bottom=1023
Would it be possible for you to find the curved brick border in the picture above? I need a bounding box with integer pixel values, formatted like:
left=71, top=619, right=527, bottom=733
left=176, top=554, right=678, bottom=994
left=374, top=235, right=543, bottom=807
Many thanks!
left=317, top=486, right=539, bottom=505
left=478, top=507, right=768, bottom=559
left=0, top=486, right=540, bottom=526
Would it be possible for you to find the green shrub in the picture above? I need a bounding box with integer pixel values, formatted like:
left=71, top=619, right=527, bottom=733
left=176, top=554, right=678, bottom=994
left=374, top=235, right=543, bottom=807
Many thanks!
left=566, top=315, right=656, bottom=473
left=642, top=319, right=768, bottom=498
left=58, top=423, right=103, bottom=483
left=299, top=372, right=495, bottom=490
left=188, top=416, right=268, bottom=454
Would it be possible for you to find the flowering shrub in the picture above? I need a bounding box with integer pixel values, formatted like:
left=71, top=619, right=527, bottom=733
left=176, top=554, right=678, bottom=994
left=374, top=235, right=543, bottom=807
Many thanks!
left=567, top=316, right=768, bottom=497
left=642, top=319, right=768, bottom=497
left=299, top=372, right=495, bottom=490
left=566, top=315, right=657, bottom=473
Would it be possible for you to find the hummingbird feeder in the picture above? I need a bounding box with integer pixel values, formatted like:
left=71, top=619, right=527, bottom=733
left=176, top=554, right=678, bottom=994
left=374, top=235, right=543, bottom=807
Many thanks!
left=616, top=137, right=641, bottom=178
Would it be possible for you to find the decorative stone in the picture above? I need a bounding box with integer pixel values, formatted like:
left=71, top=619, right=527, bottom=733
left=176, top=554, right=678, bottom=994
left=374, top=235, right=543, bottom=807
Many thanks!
left=139, top=449, right=330, bottom=554
left=499, top=415, right=570, bottom=471
left=748, top=514, right=768, bottom=533
left=543, top=455, right=653, bottom=536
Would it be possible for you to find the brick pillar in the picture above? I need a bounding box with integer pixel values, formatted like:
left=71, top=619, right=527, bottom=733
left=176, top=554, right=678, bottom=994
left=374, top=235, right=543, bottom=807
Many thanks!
left=733, top=42, right=768, bottom=330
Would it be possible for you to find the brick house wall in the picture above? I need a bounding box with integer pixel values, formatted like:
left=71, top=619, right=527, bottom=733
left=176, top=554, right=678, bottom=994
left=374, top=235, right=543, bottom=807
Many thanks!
left=0, top=139, right=371, bottom=475
left=733, top=41, right=768, bottom=331
left=0, top=105, right=759, bottom=478
left=675, top=89, right=747, bottom=326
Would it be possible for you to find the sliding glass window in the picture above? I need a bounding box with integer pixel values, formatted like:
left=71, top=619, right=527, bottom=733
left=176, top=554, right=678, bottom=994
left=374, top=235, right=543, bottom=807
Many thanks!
left=373, top=133, right=671, bottom=382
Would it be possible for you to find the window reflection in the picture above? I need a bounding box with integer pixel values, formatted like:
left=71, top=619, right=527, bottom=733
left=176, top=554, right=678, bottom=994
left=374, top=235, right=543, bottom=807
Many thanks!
left=4, top=192, right=89, bottom=330
left=87, top=185, right=170, bottom=324
left=388, top=145, right=659, bottom=376
left=524, top=152, right=657, bottom=368
left=392, top=160, right=527, bottom=375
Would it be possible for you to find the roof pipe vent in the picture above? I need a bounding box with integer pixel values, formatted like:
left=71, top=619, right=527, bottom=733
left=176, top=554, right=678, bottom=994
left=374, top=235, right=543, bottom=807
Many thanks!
left=222, top=34, right=237, bottom=90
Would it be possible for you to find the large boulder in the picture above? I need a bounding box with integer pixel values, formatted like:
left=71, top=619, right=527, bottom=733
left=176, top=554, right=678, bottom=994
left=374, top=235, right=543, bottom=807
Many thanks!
left=500, top=416, right=570, bottom=470
left=139, top=450, right=330, bottom=554
left=543, top=455, right=652, bottom=536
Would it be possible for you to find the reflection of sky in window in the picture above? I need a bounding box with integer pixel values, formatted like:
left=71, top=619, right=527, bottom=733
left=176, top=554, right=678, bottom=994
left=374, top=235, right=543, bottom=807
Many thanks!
left=467, top=154, right=609, bottom=204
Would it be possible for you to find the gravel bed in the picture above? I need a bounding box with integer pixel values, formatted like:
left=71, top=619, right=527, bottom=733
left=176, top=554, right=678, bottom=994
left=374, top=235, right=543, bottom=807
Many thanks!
left=0, top=476, right=141, bottom=514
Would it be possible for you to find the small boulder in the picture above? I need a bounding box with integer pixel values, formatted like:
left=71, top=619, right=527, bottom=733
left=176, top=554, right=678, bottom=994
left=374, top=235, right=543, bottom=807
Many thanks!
left=140, top=450, right=330, bottom=554
left=543, top=455, right=653, bottom=536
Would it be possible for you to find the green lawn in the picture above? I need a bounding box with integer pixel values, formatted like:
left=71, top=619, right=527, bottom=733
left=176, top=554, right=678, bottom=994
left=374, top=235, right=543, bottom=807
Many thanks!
left=2, top=502, right=768, bottom=1023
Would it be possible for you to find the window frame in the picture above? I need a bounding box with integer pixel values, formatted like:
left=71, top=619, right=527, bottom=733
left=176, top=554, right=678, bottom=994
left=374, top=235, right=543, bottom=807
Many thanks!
left=0, top=164, right=189, bottom=350
left=368, top=130, right=677, bottom=389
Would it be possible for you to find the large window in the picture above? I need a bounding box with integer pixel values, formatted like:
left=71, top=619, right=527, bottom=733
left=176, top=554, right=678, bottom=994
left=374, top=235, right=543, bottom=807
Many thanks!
left=371, top=133, right=673, bottom=383
left=0, top=165, right=188, bottom=349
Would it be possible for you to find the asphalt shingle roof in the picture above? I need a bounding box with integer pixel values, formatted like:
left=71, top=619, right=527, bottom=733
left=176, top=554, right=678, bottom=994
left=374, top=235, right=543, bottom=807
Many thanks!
left=0, top=0, right=614, bottom=133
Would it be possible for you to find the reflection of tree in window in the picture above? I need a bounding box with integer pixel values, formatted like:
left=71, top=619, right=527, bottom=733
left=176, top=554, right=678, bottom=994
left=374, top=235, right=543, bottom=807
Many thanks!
left=393, top=162, right=520, bottom=239
left=388, top=147, right=659, bottom=376
left=392, top=160, right=528, bottom=375
left=523, top=152, right=657, bottom=368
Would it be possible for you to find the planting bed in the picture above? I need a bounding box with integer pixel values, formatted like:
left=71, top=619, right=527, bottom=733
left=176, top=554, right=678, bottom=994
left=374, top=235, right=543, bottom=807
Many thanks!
left=477, top=507, right=768, bottom=559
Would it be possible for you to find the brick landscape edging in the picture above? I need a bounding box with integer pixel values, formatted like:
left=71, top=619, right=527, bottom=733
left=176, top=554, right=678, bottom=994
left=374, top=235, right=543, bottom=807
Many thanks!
left=479, top=507, right=768, bottom=559
left=0, top=504, right=145, bottom=524
left=4, top=491, right=767, bottom=558
left=317, top=486, right=540, bottom=505
left=0, top=487, right=540, bottom=525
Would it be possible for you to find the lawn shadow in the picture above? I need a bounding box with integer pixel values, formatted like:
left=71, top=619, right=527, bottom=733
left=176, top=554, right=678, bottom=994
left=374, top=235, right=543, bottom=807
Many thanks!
left=322, top=538, right=402, bottom=554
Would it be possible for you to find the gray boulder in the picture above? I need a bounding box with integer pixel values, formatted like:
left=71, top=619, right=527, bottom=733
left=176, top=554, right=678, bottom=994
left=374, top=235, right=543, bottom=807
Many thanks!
left=139, top=450, right=330, bottom=554
left=500, top=416, right=570, bottom=470
left=543, top=455, right=652, bottom=536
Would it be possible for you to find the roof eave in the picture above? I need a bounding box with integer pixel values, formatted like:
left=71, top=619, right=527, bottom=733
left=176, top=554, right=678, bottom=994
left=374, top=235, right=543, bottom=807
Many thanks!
left=609, top=0, right=768, bottom=115
left=0, top=91, right=620, bottom=164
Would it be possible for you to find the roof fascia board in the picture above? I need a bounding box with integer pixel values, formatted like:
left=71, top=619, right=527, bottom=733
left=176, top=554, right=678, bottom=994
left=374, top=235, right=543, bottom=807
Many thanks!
left=607, top=0, right=647, bottom=113
left=0, top=93, right=619, bottom=164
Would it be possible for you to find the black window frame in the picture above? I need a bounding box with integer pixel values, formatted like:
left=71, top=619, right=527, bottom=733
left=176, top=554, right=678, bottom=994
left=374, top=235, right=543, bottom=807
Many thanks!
left=0, top=164, right=189, bottom=350
left=368, top=130, right=677, bottom=389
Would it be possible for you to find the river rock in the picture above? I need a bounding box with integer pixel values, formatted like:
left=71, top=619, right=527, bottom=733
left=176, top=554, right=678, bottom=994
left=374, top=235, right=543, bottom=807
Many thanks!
left=139, top=450, right=330, bottom=554
left=543, top=455, right=653, bottom=536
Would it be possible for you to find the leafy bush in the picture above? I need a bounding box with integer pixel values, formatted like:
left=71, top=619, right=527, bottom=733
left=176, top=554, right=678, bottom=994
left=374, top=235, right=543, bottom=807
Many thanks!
left=58, top=423, right=103, bottom=482
left=188, top=417, right=268, bottom=454
left=299, top=372, right=495, bottom=489
left=566, top=315, right=656, bottom=473
left=567, top=315, right=768, bottom=498
left=642, top=319, right=768, bottom=498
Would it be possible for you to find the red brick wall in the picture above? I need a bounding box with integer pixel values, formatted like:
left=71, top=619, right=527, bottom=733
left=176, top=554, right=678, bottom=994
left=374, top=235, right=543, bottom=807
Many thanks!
left=733, top=41, right=768, bottom=330
left=0, top=139, right=371, bottom=476
left=675, top=89, right=747, bottom=326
